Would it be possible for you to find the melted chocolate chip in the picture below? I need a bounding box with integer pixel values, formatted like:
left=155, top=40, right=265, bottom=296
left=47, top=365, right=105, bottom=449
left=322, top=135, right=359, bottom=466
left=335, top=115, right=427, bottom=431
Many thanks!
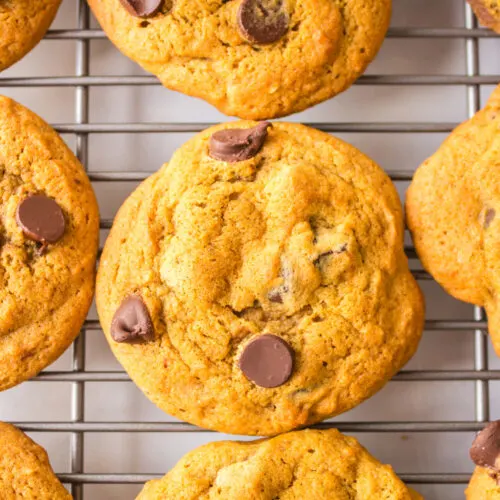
left=239, top=334, right=294, bottom=388
left=237, top=0, right=289, bottom=44
left=470, top=420, right=500, bottom=472
left=16, top=195, right=65, bottom=244
left=209, top=122, right=270, bottom=162
left=119, top=0, right=163, bottom=17
left=268, top=289, right=284, bottom=303
left=110, top=295, right=155, bottom=343
left=313, top=243, right=348, bottom=267
left=484, top=208, right=496, bottom=229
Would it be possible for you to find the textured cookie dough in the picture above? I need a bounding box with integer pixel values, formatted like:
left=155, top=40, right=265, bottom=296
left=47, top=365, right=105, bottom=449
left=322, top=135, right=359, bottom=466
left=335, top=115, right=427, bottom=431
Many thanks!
left=466, top=420, right=500, bottom=499
left=468, top=0, right=500, bottom=33
left=87, top=0, right=391, bottom=119
left=0, top=422, right=71, bottom=499
left=97, top=121, right=424, bottom=436
left=137, top=429, right=423, bottom=500
left=406, top=85, right=500, bottom=355
left=467, top=467, right=500, bottom=499
left=0, top=96, right=99, bottom=390
left=0, top=0, right=62, bottom=72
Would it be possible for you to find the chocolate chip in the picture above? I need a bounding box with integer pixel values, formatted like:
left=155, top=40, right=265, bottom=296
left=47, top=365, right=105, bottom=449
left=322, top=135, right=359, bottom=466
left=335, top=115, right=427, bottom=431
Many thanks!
left=110, top=295, right=154, bottom=343
left=313, top=244, right=347, bottom=267
left=484, top=208, right=496, bottom=229
left=16, top=195, right=65, bottom=244
left=470, top=421, right=500, bottom=471
left=237, top=0, right=289, bottom=44
left=119, top=0, right=163, bottom=17
left=268, top=289, right=284, bottom=303
left=239, top=334, right=294, bottom=388
left=209, top=122, right=270, bottom=162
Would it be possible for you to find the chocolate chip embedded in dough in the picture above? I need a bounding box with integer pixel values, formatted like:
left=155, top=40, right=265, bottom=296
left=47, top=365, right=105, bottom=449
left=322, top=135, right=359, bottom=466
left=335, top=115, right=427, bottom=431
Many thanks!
left=237, top=0, right=289, bottom=45
left=314, top=243, right=348, bottom=267
left=209, top=122, right=271, bottom=162
left=268, top=289, right=284, bottom=303
left=110, top=295, right=155, bottom=343
left=119, top=0, right=163, bottom=18
left=484, top=208, right=496, bottom=229
left=16, top=195, right=65, bottom=244
left=239, top=334, right=294, bottom=388
left=470, top=420, right=500, bottom=472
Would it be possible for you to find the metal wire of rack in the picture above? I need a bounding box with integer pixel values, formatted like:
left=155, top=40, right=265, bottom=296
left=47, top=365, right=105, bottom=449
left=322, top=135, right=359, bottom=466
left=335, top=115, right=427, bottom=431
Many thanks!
left=1, top=1, right=500, bottom=498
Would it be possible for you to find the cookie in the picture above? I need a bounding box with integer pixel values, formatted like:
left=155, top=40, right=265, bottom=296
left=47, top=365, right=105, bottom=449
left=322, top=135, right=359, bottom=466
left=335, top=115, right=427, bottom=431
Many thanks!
left=0, top=96, right=99, bottom=390
left=466, top=420, right=500, bottom=499
left=0, top=422, right=70, bottom=499
left=468, top=0, right=500, bottom=33
left=0, top=1, right=62, bottom=72
left=137, top=428, right=422, bottom=499
left=87, top=0, right=391, bottom=120
left=97, top=121, right=424, bottom=436
left=406, top=85, right=500, bottom=354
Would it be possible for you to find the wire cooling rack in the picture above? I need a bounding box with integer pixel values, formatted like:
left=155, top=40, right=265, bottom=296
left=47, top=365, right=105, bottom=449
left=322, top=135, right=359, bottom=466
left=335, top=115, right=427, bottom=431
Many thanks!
left=0, top=1, right=500, bottom=499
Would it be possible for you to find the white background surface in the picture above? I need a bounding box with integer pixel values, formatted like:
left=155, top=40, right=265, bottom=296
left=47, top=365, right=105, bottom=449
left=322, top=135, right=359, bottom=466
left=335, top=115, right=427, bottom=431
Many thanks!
left=0, top=1, right=499, bottom=499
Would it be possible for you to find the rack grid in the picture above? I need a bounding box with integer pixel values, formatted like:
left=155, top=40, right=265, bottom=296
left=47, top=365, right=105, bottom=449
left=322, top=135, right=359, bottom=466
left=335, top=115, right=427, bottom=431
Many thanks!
left=1, top=1, right=500, bottom=498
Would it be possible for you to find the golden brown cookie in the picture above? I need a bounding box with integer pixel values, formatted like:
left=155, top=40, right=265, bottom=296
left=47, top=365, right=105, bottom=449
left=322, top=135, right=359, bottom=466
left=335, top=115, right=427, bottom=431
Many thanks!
left=136, top=428, right=423, bottom=500
left=97, top=121, right=424, bottom=436
left=468, top=0, right=500, bottom=33
left=406, top=85, right=500, bottom=355
left=0, top=96, right=99, bottom=390
left=0, top=422, right=71, bottom=499
left=466, top=420, right=500, bottom=499
left=467, top=467, right=500, bottom=499
left=0, top=1, right=62, bottom=72
left=87, top=0, right=391, bottom=120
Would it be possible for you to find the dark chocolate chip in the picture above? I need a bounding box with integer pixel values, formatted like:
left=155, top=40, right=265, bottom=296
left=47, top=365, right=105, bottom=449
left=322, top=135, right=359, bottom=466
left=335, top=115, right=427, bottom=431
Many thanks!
left=484, top=208, right=496, bottom=229
left=268, top=289, right=284, bottom=303
left=209, top=122, right=270, bottom=162
left=16, top=195, right=65, bottom=244
left=119, top=0, right=163, bottom=17
left=470, top=420, right=500, bottom=471
left=490, top=471, right=500, bottom=486
left=237, top=0, right=289, bottom=44
left=313, top=243, right=347, bottom=267
left=239, top=334, right=294, bottom=388
left=111, top=295, right=155, bottom=343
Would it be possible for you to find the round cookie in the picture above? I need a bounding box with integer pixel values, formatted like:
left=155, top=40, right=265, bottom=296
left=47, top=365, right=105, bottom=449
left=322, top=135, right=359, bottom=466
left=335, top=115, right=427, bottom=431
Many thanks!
left=468, top=0, right=500, bottom=33
left=87, top=0, right=391, bottom=120
left=137, top=428, right=423, bottom=500
left=97, top=121, right=424, bottom=436
left=466, top=420, right=500, bottom=499
left=0, top=96, right=99, bottom=390
left=0, top=1, right=62, bottom=72
left=406, top=85, right=500, bottom=355
left=0, top=422, right=70, bottom=499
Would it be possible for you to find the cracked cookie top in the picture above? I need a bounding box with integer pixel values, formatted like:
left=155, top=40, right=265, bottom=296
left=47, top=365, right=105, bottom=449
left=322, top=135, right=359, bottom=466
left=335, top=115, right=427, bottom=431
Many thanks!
left=0, top=96, right=99, bottom=390
left=0, top=422, right=70, bottom=499
left=407, top=85, right=500, bottom=356
left=136, top=429, right=422, bottom=499
left=0, top=0, right=62, bottom=71
left=97, top=121, right=424, bottom=436
left=87, top=0, right=391, bottom=119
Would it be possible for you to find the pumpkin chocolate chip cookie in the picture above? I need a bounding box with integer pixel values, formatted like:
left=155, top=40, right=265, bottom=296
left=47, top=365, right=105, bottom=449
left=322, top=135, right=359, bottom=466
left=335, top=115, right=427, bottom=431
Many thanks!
left=0, top=422, right=71, bottom=499
left=97, top=121, right=424, bottom=436
left=0, top=96, right=99, bottom=391
left=137, top=429, right=423, bottom=499
left=468, top=0, right=500, bottom=33
left=406, top=85, right=500, bottom=355
left=466, top=420, right=500, bottom=499
left=87, top=0, right=391, bottom=119
left=0, top=0, right=62, bottom=71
